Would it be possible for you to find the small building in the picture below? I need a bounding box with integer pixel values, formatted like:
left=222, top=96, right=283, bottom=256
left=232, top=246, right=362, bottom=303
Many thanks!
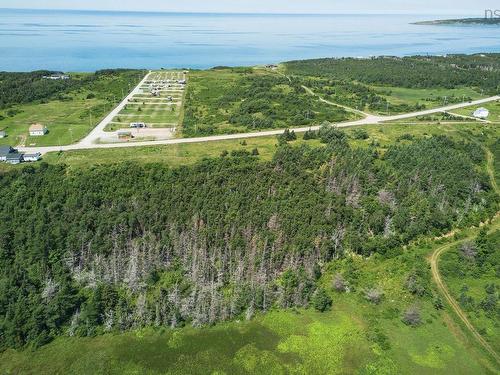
left=42, top=74, right=70, bottom=80
left=0, top=146, right=15, bottom=161
left=29, top=123, right=48, bottom=136
left=5, top=153, right=23, bottom=165
left=177, top=79, right=186, bottom=85
left=0, top=131, right=6, bottom=138
left=118, top=130, right=132, bottom=140
left=23, top=152, right=42, bottom=162
left=130, top=122, right=146, bottom=128
left=473, top=107, right=489, bottom=119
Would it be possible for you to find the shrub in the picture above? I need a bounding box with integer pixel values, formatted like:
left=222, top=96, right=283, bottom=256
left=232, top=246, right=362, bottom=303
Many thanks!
left=332, top=273, right=348, bottom=292
left=312, top=288, right=333, bottom=312
left=352, top=129, right=369, bottom=140
left=365, top=287, right=383, bottom=304
left=402, top=306, right=422, bottom=327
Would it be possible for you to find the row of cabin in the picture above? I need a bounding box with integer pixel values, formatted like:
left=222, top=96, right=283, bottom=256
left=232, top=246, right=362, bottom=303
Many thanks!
left=0, top=146, right=41, bottom=164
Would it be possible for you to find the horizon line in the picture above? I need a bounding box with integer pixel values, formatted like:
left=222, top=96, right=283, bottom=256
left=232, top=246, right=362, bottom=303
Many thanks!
left=0, top=7, right=477, bottom=17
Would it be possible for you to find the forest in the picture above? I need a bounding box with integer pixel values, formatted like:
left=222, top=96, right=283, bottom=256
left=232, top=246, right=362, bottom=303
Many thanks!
left=284, top=54, right=500, bottom=93
left=0, top=129, right=497, bottom=350
left=0, top=69, right=144, bottom=109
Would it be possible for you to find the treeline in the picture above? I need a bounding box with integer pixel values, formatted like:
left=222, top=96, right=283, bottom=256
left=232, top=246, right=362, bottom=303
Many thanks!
left=0, top=132, right=496, bottom=349
left=0, top=69, right=144, bottom=109
left=284, top=54, right=500, bottom=93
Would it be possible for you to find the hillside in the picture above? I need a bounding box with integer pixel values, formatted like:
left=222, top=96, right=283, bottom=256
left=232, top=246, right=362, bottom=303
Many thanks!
left=1, top=123, right=499, bottom=373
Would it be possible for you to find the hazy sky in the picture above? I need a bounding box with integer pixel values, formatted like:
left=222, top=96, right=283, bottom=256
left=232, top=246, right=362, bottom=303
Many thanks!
left=0, top=0, right=496, bottom=14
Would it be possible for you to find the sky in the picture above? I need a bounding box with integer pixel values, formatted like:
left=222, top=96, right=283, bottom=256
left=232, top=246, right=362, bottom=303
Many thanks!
left=0, top=0, right=496, bottom=14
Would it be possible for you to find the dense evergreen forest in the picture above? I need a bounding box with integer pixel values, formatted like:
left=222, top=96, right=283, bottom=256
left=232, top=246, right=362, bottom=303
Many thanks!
left=285, top=54, right=500, bottom=93
left=0, top=129, right=496, bottom=350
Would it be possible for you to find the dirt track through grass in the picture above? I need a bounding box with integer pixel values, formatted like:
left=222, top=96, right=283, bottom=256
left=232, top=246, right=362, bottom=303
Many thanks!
left=429, top=142, right=500, bottom=366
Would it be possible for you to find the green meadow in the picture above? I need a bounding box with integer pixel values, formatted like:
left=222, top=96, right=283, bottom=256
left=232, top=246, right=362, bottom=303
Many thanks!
left=38, top=122, right=497, bottom=169
left=450, top=101, right=500, bottom=122
left=371, top=86, right=485, bottom=110
left=0, top=70, right=144, bottom=147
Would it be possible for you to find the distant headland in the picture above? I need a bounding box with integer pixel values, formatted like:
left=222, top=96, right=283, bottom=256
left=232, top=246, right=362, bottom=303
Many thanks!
left=413, top=17, right=500, bottom=26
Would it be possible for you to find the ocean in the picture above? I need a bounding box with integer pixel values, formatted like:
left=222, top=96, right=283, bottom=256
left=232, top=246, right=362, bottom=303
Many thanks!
left=1, top=8, right=500, bottom=72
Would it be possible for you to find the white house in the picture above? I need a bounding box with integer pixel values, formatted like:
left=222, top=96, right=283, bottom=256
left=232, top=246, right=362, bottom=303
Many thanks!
left=23, top=152, right=42, bottom=162
left=473, top=107, right=489, bottom=119
left=29, top=123, right=48, bottom=136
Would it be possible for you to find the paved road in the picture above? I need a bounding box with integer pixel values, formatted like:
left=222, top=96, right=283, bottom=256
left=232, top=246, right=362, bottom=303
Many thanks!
left=78, top=72, right=152, bottom=147
left=17, top=85, right=500, bottom=155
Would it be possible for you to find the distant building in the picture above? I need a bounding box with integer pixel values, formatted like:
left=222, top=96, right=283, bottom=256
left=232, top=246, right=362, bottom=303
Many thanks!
left=0, top=131, right=6, bottom=138
left=23, top=152, right=42, bottom=162
left=177, top=79, right=186, bottom=85
left=0, top=146, right=15, bottom=161
left=5, top=153, right=23, bottom=165
left=130, top=122, right=146, bottom=128
left=29, top=123, right=48, bottom=136
left=42, top=74, right=70, bottom=80
left=473, top=107, right=489, bottom=119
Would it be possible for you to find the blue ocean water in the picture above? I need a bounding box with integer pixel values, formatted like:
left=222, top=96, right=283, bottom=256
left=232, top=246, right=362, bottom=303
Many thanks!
left=1, top=8, right=499, bottom=71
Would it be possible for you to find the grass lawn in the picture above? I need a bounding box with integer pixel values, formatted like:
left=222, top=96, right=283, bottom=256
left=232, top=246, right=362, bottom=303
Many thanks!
left=371, top=86, right=485, bottom=109
left=450, top=100, right=500, bottom=122
left=43, top=137, right=322, bottom=169
left=0, top=96, right=108, bottom=147
left=0, top=70, right=144, bottom=147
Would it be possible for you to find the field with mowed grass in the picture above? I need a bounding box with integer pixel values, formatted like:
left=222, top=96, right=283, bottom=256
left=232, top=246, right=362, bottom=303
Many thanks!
left=450, top=100, right=500, bottom=122
left=0, top=70, right=145, bottom=147
left=370, top=86, right=485, bottom=112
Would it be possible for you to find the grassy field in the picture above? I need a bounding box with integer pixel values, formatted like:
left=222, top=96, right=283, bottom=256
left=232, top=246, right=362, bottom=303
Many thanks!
left=42, top=137, right=322, bottom=169
left=105, top=71, right=185, bottom=132
left=182, top=68, right=354, bottom=137
left=371, top=86, right=485, bottom=110
left=35, top=122, right=497, bottom=170
left=0, top=71, right=144, bottom=147
left=450, top=100, right=500, bottom=122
